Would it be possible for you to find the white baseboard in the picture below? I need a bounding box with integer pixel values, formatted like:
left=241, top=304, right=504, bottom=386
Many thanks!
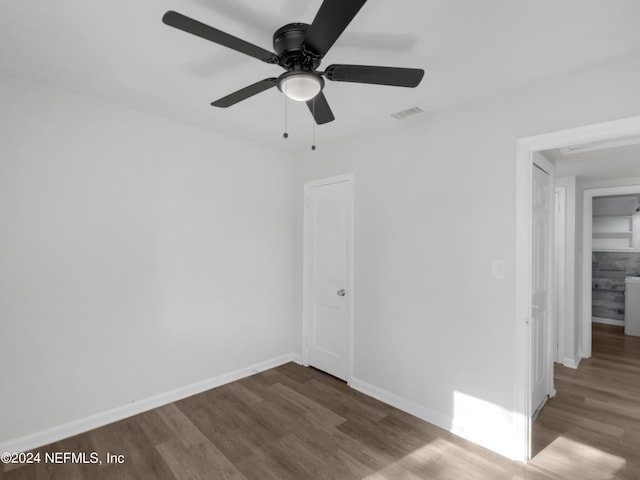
left=0, top=353, right=302, bottom=454
left=350, top=377, right=521, bottom=461
left=350, top=377, right=453, bottom=433
left=592, top=317, right=625, bottom=327
left=562, top=354, right=582, bottom=369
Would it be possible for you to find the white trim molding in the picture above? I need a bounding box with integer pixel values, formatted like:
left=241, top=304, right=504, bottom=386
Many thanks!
left=592, top=317, right=625, bottom=327
left=515, top=115, right=640, bottom=461
left=562, top=355, right=582, bottom=370
left=350, top=378, right=452, bottom=434
left=554, top=185, right=567, bottom=364
left=351, top=377, right=522, bottom=461
left=0, top=353, right=302, bottom=455
left=583, top=184, right=640, bottom=358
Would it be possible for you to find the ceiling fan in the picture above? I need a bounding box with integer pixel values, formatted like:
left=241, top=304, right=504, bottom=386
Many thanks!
left=162, top=0, right=424, bottom=125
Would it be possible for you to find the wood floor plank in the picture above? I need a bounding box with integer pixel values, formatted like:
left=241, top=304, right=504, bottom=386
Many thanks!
left=155, top=403, right=210, bottom=447
left=530, top=324, right=640, bottom=479
left=155, top=404, right=247, bottom=479
left=267, top=382, right=346, bottom=426
left=136, top=410, right=177, bottom=447
left=235, top=443, right=308, bottom=480
left=295, top=408, right=396, bottom=471
left=156, top=438, right=247, bottom=480
left=5, top=323, right=639, bottom=479
left=112, top=418, right=176, bottom=480
left=220, top=382, right=263, bottom=407
left=174, top=402, right=256, bottom=465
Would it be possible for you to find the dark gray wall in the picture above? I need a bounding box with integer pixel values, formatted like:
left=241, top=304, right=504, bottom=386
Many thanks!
left=592, top=252, right=640, bottom=321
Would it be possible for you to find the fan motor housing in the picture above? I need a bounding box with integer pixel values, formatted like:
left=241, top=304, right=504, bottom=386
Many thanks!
left=273, top=23, right=320, bottom=70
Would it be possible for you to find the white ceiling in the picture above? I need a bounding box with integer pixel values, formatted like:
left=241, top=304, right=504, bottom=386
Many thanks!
left=548, top=143, right=640, bottom=182
left=1, top=0, right=640, bottom=151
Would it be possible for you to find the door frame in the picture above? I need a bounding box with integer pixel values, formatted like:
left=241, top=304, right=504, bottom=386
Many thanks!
left=515, top=115, right=640, bottom=461
left=302, top=173, right=355, bottom=384
left=581, top=184, right=640, bottom=357
left=554, top=185, right=567, bottom=364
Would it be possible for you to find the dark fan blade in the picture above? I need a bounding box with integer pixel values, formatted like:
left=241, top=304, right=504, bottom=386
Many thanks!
left=163, top=11, right=278, bottom=64
left=325, top=64, right=424, bottom=87
left=307, top=92, right=335, bottom=124
left=212, top=78, right=277, bottom=108
left=302, top=0, right=367, bottom=58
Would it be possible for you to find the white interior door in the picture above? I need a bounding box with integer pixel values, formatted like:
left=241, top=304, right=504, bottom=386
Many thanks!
left=303, top=175, right=352, bottom=381
left=532, top=162, right=552, bottom=414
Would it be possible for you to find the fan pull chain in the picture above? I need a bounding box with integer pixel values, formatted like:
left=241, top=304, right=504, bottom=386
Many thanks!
left=311, top=97, right=316, bottom=151
left=283, top=82, right=289, bottom=139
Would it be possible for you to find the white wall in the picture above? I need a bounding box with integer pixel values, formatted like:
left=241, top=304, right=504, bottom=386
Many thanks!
left=574, top=176, right=584, bottom=360
left=0, top=74, right=298, bottom=445
left=3, top=51, right=640, bottom=461
left=555, top=176, right=581, bottom=367
left=294, top=53, right=640, bottom=459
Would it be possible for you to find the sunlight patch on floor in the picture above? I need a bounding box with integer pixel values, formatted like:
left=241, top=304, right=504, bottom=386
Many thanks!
left=361, top=438, right=449, bottom=479
left=362, top=436, right=512, bottom=480
left=530, top=435, right=626, bottom=480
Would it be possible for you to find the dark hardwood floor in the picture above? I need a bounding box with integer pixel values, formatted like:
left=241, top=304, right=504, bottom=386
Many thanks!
left=3, top=324, right=639, bottom=479
left=530, top=323, right=640, bottom=480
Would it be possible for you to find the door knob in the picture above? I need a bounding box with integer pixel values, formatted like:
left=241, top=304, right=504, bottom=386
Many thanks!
left=337, top=289, right=346, bottom=296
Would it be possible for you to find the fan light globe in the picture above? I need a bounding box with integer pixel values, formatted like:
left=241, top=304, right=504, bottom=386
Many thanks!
left=279, top=73, right=322, bottom=102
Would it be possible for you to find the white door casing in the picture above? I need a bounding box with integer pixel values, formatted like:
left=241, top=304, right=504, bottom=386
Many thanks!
left=516, top=116, right=640, bottom=461
left=303, top=174, right=353, bottom=382
left=582, top=184, right=640, bottom=359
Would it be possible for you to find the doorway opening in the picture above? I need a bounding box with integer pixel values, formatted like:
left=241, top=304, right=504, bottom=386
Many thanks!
left=582, top=187, right=640, bottom=357
left=515, top=115, right=640, bottom=461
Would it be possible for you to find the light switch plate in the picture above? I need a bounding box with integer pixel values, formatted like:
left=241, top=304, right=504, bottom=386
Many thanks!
left=492, top=259, right=506, bottom=279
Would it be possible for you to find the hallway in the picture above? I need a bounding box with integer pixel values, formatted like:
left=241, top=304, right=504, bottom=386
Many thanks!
left=531, top=324, right=640, bottom=479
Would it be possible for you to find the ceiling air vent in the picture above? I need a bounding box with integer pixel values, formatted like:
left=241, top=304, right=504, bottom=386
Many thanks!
left=391, top=107, right=423, bottom=120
